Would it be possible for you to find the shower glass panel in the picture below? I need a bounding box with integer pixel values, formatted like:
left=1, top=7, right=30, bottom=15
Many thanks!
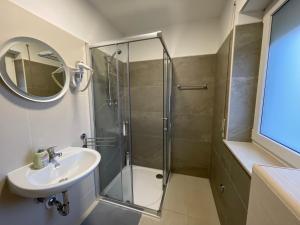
left=163, top=52, right=173, bottom=186
left=91, top=43, right=133, bottom=204
left=90, top=32, right=172, bottom=215
left=129, top=39, right=164, bottom=211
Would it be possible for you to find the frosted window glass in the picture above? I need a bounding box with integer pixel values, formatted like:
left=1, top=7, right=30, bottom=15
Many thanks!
left=261, top=0, right=300, bottom=153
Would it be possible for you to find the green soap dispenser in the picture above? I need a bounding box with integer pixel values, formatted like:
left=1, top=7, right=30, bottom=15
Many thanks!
left=33, top=149, right=49, bottom=169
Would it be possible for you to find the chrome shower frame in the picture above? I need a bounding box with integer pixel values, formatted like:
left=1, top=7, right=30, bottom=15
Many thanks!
left=88, top=31, right=173, bottom=216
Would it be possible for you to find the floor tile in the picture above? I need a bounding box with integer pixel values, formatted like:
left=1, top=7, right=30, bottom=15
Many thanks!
left=188, top=215, right=220, bottom=225
left=162, top=174, right=220, bottom=225
left=160, top=210, right=188, bottom=225
left=139, top=215, right=161, bottom=225
left=139, top=210, right=188, bottom=225
left=163, top=174, right=188, bottom=214
left=81, top=202, right=141, bottom=225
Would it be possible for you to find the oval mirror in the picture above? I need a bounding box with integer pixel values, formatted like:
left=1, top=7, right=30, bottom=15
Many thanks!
left=0, top=37, right=70, bottom=102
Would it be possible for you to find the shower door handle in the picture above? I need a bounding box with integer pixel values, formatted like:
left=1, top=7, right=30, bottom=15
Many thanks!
left=162, top=117, right=168, bottom=132
left=122, top=121, right=129, bottom=136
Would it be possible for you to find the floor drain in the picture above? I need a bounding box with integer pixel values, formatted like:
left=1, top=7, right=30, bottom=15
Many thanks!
left=156, top=174, right=163, bottom=179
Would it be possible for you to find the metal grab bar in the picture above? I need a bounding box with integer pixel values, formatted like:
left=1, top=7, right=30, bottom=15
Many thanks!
left=176, top=84, right=208, bottom=90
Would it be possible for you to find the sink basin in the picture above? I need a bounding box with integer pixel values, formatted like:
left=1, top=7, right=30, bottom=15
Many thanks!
left=7, top=147, right=101, bottom=198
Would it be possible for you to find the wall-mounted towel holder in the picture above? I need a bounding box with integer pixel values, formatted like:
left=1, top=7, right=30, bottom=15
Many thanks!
left=176, top=84, right=208, bottom=90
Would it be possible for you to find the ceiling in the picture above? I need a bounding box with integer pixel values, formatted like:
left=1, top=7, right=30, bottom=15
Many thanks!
left=87, top=0, right=228, bottom=35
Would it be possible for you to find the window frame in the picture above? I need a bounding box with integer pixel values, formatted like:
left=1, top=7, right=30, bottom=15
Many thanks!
left=252, top=0, right=300, bottom=168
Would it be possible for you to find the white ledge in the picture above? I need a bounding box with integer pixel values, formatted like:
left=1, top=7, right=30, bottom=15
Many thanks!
left=253, top=165, right=300, bottom=221
left=223, top=140, right=284, bottom=175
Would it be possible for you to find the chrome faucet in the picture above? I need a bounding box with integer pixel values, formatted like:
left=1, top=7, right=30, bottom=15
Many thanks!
left=47, top=146, right=62, bottom=167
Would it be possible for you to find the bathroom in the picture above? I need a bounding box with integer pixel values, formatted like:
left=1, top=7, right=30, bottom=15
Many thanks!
left=0, top=0, right=299, bottom=224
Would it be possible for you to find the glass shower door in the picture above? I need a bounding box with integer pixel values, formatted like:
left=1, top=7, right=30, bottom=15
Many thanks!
left=118, top=43, right=134, bottom=204
left=91, top=43, right=133, bottom=204
left=163, top=51, right=172, bottom=186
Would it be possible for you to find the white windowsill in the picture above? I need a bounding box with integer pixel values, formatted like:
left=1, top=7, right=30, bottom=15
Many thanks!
left=223, top=140, right=285, bottom=176
left=251, top=165, right=300, bottom=219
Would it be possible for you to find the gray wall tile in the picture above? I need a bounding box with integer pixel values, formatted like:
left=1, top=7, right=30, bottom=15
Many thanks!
left=227, top=22, right=263, bottom=141
left=131, top=134, right=163, bottom=169
left=173, top=114, right=213, bottom=142
left=130, top=60, right=163, bottom=87
left=172, top=138, right=211, bottom=177
left=210, top=26, right=256, bottom=225
left=130, top=55, right=217, bottom=175
left=131, top=111, right=163, bottom=137
left=172, top=54, right=216, bottom=177
left=130, top=86, right=163, bottom=112
left=130, top=59, right=164, bottom=169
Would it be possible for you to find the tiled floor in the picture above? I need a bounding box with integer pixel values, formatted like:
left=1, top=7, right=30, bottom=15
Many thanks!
left=81, top=201, right=141, bottom=225
left=139, top=174, right=221, bottom=225
left=82, top=174, right=220, bottom=225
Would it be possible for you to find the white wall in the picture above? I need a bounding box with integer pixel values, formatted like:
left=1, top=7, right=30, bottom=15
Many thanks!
left=0, top=1, right=119, bottom=224
left=219, top=0, right=236, bottom=46
left=9, top=0, right=123, bottom=43
left=9, top=0, right=262, bottom=61
left=127, top=0, right=263, bottom=60
left=164, top=19, right=221, bottom=57
left=219, top=0, right=263, bottom=46
left=124, top=0, right=263, bottom=62
left=126, top=19, right=221, bottom=61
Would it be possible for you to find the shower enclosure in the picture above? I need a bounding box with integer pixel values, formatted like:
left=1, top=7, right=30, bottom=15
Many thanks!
left=89, top=32, right=173, bottom=214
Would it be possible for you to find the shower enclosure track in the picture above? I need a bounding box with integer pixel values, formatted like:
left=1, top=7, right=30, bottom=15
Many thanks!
left=90, top=31, right=172, bottom=60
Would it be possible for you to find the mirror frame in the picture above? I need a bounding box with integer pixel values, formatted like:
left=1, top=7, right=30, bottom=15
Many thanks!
left=0, top=37, right=70, bottom=103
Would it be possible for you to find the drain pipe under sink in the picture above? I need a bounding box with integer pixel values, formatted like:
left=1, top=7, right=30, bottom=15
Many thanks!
left=46, top=191, right=70, bottom=216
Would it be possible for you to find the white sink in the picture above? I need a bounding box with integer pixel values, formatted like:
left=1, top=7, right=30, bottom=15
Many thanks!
left=7, top=147, right=101, bottom=198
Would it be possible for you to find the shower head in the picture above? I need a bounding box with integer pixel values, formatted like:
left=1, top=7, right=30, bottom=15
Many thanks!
left=111, top=49, right=122, bottom=60
left=106, top=49, right=122, bottom=62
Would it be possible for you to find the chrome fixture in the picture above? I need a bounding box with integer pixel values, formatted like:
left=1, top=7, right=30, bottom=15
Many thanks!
left=105, top=49, right=122, bottom=107
left=106, top=49, right=122, bottom=63
left=47, top=146, right=62, bottom=167
left=125, top=152, right=130, bottom=166
left=46, top=191, right=70, bottom=216
left=219, top=184, right=225, bottom=193
left=122, top=121, right=129, bottom=136
left=81, top=133, right=88, bottom=148
left=176, top=83, right=208, bottom=90
left=81, top=133, right=117, bottom=148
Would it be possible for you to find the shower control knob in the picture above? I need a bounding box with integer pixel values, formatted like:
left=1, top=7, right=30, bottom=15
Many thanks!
left=219, top=184, right=225, bottom=193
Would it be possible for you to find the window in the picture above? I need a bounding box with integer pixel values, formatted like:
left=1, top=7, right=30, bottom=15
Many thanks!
left=253, top=0, right=300, bottom=167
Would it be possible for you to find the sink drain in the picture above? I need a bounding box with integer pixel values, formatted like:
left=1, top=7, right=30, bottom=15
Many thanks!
left=156, top=174, right=163, bottom=179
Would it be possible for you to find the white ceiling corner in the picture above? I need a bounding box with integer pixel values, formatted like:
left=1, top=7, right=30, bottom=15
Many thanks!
left=87, top=0, right=228, bottom=35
